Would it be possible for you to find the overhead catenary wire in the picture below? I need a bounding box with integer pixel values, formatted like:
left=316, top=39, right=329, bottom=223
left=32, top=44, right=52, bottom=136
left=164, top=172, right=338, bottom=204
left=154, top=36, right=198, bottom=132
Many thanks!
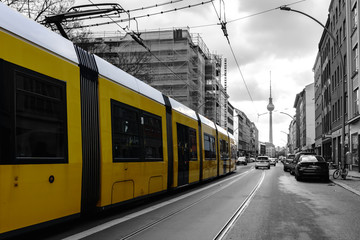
left=75, top=0, right=306, bottom=101
left=210, top=1, right=257, bottom=115
left=61, top=0, right=185, bottom=22
left=68, top=0, right=214, bottom=29
left=127, top=0, right=184, bottom=13
left=83, top=0, right=198, bottom=92
left=227, top=0, right=306, bottom=23
left=208, top=0, right=307, bottom=116
left=188, top=0, right=307, bottom=29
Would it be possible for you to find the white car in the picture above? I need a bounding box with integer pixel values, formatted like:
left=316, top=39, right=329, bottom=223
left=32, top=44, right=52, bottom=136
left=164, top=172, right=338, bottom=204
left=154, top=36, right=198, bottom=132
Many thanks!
left=255, top=156, right=270, bottom=169
left=269, top=158, right=277, bottom=166
left=237, top=157, right=247, bottom=165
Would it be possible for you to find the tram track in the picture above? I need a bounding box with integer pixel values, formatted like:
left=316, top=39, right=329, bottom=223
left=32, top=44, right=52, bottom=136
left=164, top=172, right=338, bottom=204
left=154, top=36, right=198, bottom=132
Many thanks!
left=64, top=168, right=263, bottom=240
left=118, top=170, right=255, bottom=240
left=213, top=170, right=266, bottom=240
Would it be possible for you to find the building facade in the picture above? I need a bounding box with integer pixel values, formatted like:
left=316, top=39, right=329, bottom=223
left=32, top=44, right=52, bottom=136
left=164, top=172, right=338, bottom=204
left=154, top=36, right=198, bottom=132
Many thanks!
left=77, top=28, right=232, bottom=129
left=234, top=109, right=259, bottom=157
left=294, top=83, right=315, bottom=151
left=288, top=119, right=297, bottom=154
left=265, top=142, right=276, bottom=158
left=227, top=102, right=235, bottom=135
left=327, top=0, right=349, bottom=166
left=314, top=51, right=323, bottom=156
left=317, top=18, right=333, bottom=161
left=347, top=0, right=360, bottom=170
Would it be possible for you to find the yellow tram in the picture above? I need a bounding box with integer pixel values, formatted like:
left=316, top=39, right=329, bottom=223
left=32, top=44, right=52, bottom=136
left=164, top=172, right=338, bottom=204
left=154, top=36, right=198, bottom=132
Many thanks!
left=0, top=3, right=237, bottom=237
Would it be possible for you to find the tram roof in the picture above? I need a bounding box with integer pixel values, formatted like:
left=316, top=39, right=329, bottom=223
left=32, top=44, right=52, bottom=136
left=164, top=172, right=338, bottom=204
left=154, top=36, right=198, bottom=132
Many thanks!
left=95, top=56, right=165, bottom=105
left=169, top=98, right=198, bottom=121
left=199, top=115, right=216, bottom=129
left=217, top=125, right=228, bottom=136
left=0, top=3, right=79, bottom=64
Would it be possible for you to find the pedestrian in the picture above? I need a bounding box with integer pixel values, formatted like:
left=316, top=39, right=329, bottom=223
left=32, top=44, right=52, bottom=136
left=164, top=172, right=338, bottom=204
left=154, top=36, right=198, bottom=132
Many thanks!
left=345, top=150, right=352, bottom=169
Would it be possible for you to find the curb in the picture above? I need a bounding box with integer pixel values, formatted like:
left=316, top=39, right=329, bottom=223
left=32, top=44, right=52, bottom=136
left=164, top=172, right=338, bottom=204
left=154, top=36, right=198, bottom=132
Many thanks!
left=330, top=179, right=360, bottom=197
left=348, top=175, right=360, bottom=179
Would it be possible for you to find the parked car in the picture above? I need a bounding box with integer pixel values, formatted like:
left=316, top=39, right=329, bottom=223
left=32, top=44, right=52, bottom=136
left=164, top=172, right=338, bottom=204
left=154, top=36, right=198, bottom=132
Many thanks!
left=255, top=156, right=270, bottom=169
left=294, top=155, right=329, bottom=182
left=289, top=152, right=316, bottom=175
left=269, top=158, right=277, bottom=166
left=236, top=156, right=247, bottom=165
left=283, top=154, right=295, bottom=172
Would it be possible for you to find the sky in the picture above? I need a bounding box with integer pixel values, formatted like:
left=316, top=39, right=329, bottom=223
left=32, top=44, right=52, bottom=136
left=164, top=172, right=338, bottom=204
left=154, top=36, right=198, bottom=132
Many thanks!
left=75, top=0, right=331, bottom=147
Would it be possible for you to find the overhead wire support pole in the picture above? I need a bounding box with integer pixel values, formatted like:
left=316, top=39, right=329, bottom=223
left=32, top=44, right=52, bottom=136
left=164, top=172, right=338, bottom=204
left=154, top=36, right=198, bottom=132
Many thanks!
left=280, top=5, right=346, bottom=167
left=44, top=3, right=126, bottom=39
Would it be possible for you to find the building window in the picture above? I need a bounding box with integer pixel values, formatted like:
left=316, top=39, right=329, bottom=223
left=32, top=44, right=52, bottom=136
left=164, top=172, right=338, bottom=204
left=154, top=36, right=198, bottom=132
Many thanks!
left=353, top=88, right=359, bottom=116
left=344, top=54, right=347, bottom=76
left=352, top=134, right=359, bottom=166
left=335, top=8, right=338, bottom=22
left=352, top=44, right=359, bottom=75
left=352, top=3, right=358, bottom=30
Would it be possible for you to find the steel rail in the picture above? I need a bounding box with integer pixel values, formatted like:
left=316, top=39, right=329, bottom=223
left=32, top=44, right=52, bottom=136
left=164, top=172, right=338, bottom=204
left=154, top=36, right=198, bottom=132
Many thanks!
left=213, top=171, right=265, bottom=240
left=119, top=170, right=253, bottom=240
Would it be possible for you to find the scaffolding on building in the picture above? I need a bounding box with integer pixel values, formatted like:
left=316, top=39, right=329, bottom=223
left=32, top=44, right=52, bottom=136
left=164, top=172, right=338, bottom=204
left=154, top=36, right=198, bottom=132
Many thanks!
left=76, top=28, right=228, bottom=127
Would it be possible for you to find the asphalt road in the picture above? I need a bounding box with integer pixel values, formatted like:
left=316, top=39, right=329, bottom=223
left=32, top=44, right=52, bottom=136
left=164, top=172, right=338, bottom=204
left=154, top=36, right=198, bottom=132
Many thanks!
left=225, top=163, right=360, bottom=240
left=11, top=163, right=360, bottom=240
left=62, top=165, right=262, bottom=240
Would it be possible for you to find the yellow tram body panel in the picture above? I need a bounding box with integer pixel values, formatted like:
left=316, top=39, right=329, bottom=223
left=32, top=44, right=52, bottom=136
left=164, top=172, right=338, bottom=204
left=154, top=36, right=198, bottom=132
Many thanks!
left=0, top=30, right=82, bottom=233
left=201, top=124, right=218, bottom=180
left=217, top=131, right=230, bottom=176
left=97, top=76, right=168, bottom=207
left=171, top=110, right=200, bottom=187
left=230, top=137, right=237, bottom=172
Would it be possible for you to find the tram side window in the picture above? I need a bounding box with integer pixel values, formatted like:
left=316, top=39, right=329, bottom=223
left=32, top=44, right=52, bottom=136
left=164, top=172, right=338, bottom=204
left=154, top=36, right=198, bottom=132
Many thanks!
left=204, top=134, right=216, bottom=160
left=112, top=102, right=141, bottom=161
left=0, top=61, right=68, bottom=164
left=177, top=123, right=197, bottom=161
left=143, top=113, right=163, bottom=161
left=111, top=100, right=163, bottom=162
left=231, top=144, right=237, bottom=160
left=189, top=128, right=197, bottom=161
left=220, top=139, right=229, bottom=160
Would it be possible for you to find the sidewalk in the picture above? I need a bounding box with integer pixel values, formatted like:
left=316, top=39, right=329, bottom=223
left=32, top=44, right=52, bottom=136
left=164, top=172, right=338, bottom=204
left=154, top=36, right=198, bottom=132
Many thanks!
left=329, top=169, right=360, bottom=197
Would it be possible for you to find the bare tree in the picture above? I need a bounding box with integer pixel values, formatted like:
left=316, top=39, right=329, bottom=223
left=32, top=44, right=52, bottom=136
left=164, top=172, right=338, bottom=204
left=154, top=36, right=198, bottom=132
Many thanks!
left=1, top=0, right=87, bottom=39
left=2, top=0, right=74, bottom=22
left=3, top=0, right=153, bottom=81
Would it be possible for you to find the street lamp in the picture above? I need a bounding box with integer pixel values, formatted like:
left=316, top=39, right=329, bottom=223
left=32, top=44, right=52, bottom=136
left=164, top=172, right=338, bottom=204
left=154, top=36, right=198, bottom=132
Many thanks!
left=280, top=131, right=289, bottom=149
left=279, top=111, right=295, bottom=120
left=280, top=5, right=346, bottom=167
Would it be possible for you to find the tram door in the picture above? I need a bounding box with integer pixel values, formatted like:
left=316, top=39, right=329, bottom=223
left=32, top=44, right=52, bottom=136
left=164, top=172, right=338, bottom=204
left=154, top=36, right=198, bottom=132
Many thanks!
left=177, top=123, right=189, bottom=186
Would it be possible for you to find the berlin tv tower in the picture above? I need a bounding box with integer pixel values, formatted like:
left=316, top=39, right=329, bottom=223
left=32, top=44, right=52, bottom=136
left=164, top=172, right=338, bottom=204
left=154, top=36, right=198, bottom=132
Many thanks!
left=267, top=72, right=275, bottom=144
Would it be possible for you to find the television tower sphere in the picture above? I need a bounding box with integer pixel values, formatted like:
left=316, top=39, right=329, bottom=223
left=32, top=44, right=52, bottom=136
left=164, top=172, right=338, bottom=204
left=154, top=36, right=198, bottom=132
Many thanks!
left=267, top=102, right=274, bottom=111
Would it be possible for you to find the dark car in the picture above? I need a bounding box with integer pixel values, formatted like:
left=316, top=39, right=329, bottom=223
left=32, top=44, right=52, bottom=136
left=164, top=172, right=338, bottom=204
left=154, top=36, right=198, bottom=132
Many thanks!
left=294, top=155, right=329, bottom=181
left=283, top=154, right=295, bottom=172
left=289, top=152, right=316, bottom=175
